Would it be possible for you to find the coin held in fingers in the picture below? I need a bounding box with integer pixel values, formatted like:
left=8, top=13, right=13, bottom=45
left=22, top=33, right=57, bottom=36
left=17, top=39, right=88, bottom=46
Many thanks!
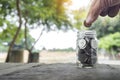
left=84, top=20, right=92, bottom=27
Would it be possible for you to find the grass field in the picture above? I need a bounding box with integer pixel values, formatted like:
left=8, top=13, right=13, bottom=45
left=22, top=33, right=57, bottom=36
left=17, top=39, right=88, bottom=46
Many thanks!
left=40, top=51, right=76, bottom=64
left=1, top=51, right=120, bottom=65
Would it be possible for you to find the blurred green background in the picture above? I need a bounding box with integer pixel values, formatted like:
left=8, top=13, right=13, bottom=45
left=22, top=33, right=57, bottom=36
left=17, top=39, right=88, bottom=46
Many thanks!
left=0, top=0, right=120, bottom=62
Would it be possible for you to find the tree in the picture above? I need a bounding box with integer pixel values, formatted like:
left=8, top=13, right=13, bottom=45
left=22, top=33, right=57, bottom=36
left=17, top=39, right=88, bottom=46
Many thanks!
left=0, top=0, right=72, bottom=62
left=89, top=14, right=120, bottom=57
left=0, top=0, right=34, bottom=61
left=72, top=8, right=87, bottom=30
left=90, top=15, right=120, bottom=38
left=0, top=22, right=24, bottom=43
left=6, top=0, right=22, bottom=62
left=99, top=32, right=120, bottom=59
left=99, top=32, right=120, bottom=52
left=0, top=0, right=15, bottom=34
left=20, top=0, right=72, bottom=62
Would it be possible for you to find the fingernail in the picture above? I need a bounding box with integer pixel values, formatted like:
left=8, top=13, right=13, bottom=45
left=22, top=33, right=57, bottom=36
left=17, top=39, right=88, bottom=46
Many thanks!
left=84, top=16, right=92, bottom=27
left=86, top=16, right=92, bottom=24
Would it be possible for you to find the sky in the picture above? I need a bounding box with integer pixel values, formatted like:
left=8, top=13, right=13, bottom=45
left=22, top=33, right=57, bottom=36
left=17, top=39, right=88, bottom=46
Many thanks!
left=69, top=0, right=90, bottom=10
left=30, top=29, right=77, bottom=50
left=30, top=0, right=90, bottom=50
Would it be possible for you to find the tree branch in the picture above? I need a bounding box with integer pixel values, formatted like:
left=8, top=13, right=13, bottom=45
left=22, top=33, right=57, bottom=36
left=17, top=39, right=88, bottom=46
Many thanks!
left=30, top=27, right=45, bottom=52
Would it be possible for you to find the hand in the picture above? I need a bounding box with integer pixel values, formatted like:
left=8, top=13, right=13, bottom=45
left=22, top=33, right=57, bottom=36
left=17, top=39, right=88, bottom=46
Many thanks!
left=84, top=0, right=120, bottom=27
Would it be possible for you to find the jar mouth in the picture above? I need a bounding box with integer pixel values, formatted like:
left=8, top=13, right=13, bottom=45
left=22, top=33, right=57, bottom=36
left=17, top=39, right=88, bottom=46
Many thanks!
left=77, top=30, right=97, bottom=39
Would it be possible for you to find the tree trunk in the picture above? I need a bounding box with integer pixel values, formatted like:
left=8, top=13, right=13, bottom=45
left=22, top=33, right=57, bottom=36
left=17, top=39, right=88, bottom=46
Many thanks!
left=24, top=17, right=28, bottom=50
left=28, top=27, right=45, bottom=63
left=6, top=0, right=22, bottom=62
left=28, top=50, right=32, bottom=63
left=111, top=48, right=116, bottom=60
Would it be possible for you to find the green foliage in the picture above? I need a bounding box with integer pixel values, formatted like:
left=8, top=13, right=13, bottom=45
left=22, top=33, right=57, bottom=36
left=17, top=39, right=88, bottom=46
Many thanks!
left=0, top=22, right=24, bottom=43
left=23, top=34, right=35, bottom=49
left=0, top=0, right=72, bottom=50
left=0, top=0, right=72, bottom=30
left=0, top=18, right=4, bottom=26
left=0, top=21, right=34, bottom=48
left=0, top=0, right=15, bottom=17
left=89, top=13, right=120, bottom=54
left=90, top=15, right=120, bottom=38
left=99, top=32, right=120, bottom=51
left=72, top=9, right=87, bottom=30
left=21, top=0, right=71, bottom=29
left=0, top=43, right=8, bottom=52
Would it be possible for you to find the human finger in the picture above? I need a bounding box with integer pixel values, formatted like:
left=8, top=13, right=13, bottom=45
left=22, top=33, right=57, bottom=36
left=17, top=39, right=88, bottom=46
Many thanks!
left=100, top=9, right=108, bottom=17
left=108, top=5, right=120, bottom=17
left=84, top=0, right=102, bottom=27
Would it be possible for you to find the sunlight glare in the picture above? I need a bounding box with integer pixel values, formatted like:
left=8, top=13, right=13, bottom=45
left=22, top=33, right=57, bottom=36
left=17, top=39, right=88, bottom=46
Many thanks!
left=69, top=0, right=90, bottom=10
